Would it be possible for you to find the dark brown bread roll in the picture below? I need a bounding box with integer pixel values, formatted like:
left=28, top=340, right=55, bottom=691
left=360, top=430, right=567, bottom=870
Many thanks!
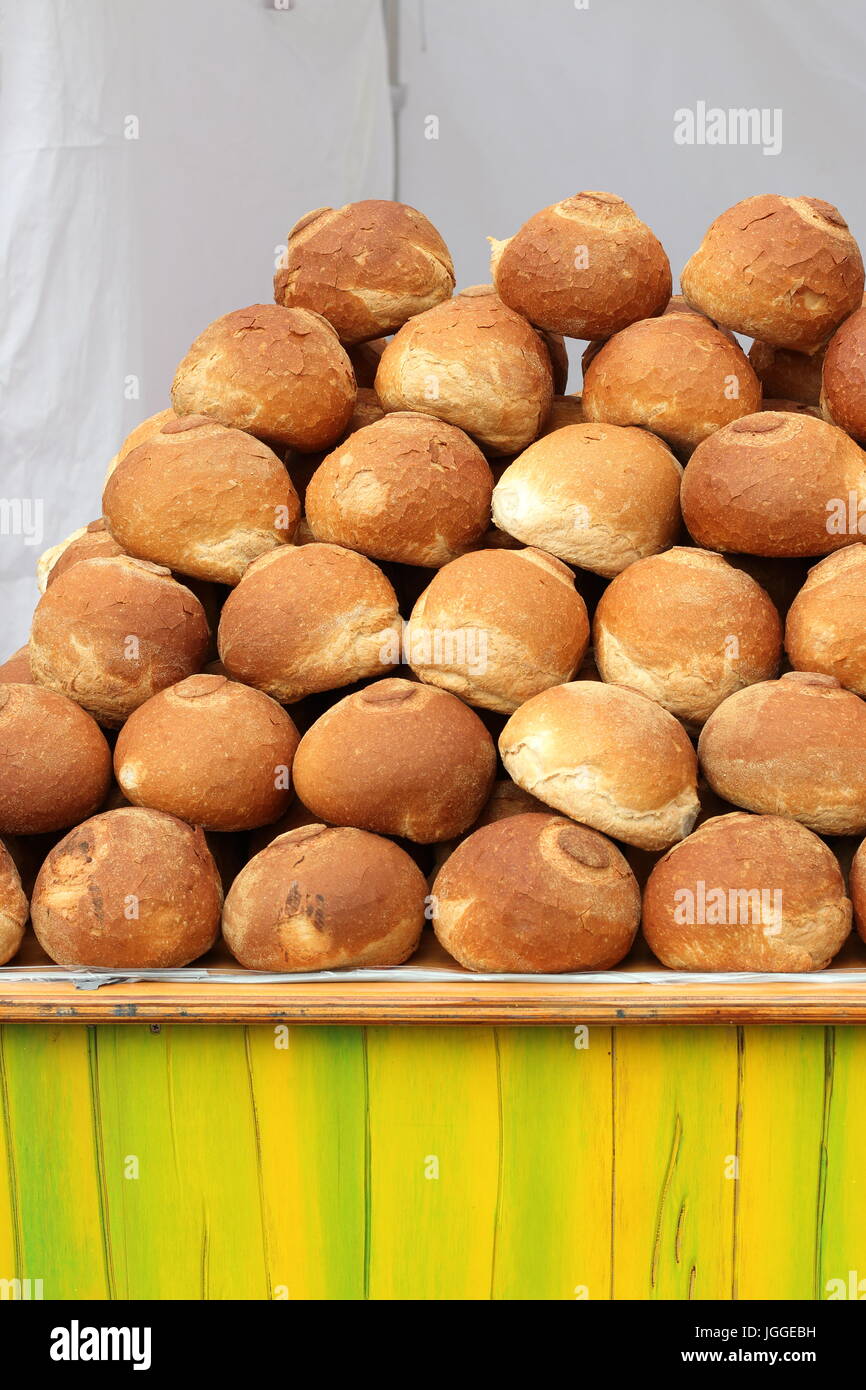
left=0, top=684, right=111, bottom=834
left=748, top=339, right=824, bottom=405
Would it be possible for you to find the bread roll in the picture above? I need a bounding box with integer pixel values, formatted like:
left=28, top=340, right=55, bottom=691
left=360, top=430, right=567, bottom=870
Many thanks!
left=848, top=837, right=866, bottom=943
left=274, top=200, right=454, bottom=344
left=217, top=542, right=399, bottom=702
left=540, top=395, right=585, bottom=434
left=643, top=813, right=851, bottom=971
left=29, top=556, right=210, bottom=727
left=305, top=412, right=493, bottom=566
left=681, top=412, right=866, bottom=557
left=0, top=839, right=28, bottom=965
left=114, top=675, right=300, bottom=831
left=106, top=409, right=176, bottom=481
left=0, top=684, right=111, bottom=834
left=699, top=671, right=866, bottom=834
left=171, top=304, right=356, bottom=450
left=292, top=678, right=496, bottom=842
left=821, top=304, right=866, bottom=443
left=285, top=387, right=385, bottom=504
left=582, top=313, right=762, bottom=455
left=489, top=192, right=671, bottom=339
left=223, top=823, right=426, bottom=970
left=37, top=519, right=125, bottom=592
left=432, top=813, right=640, bottom=972
left=594, top=548, right=782, bottom=726
left=785, top=545, right=866, bottom=694
left=499, top=682, right=699, bottom=850
left=492, top=423, right=682, bottom=576
left=406, top=547, right=589, bottom=712
left=375, top=286, right=553, bottom=455
left=682, top=195, right=864, bottom=351
left=0, top=646, right=34, bottom=683
left=103, top=414, right=300, bottom=584
left=471, top=779, right=548, bottom=829
left=749, top=340, right=824, bottom=405
left=31, top=807, right=222, bottom=968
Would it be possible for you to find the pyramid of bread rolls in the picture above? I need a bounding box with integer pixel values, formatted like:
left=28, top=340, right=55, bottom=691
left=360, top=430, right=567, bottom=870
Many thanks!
left=5, top=191, right=866, bottom=975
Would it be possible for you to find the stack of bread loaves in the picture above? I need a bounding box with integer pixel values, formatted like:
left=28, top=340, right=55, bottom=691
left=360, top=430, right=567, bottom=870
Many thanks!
left=6, top=190, right=866, bottom=976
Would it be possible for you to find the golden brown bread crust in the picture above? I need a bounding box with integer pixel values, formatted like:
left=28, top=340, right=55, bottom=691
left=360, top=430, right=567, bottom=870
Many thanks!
left=171, top=304, right=356, bottom=451
left=347, top=339, right=387, bottom=388
left=681, top=195, right=864, bottom=350
left=217, top=542, right=399, bottom=702
left=432, top=812, right=640, bottom=972
left=223, top=823, right=426, bottom=971
left=103, top=415, right=300, bottom=584
left=274, top=200, right=455, bottom=344
left=114, top=674, right=300, bottom=831
left=849, top=837, right=866, bottom=942
left=0, top=838, right=29, bottom=965
left=285, top=387, right=385, bottom=504
left=785, top=546, right=866, bottom=694
left=0, top=684, right=111, bottom=834
left=29, top=556, right=211, bottom=727
left=292, top=678, right=497, bottom=843
left=582, top=313, right=762, bottom=455
left=681, top=411, right=866, bottom=557
left=594, top=548, right=782, bottom=726
left=491, top=422, right=682, bottom=576
left=539, top=395, right=585, bottom=434
left=489, top=192, right=671, bottom=339
left=698, top=672, right=866, bottom=834
left=38, top=520, right=125, bottom=592
left=821, top=305, right=866, bottom=442
left=499, top=681, right=700, bottom=851
left=749, top=339, right=825, bottom=405
left=30, top=807, right=223, bottom=968
left=374, top=287, right=553, bottom=456
left=643, top=813, right=852, bottom=971
left=105, top=409, right=176, bottom=481
left=0, top=646, right=34, bottom=684
left=406, top=547, right=589, bottom=713
left=305, top=411, right=493, bottom=566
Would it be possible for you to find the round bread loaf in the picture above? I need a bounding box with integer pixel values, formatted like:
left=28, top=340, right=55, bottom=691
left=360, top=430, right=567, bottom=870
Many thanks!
left=0, top=646, right=34, bottom=683
left=375, top=286, right=553, bottom=455
left=821, top=305, right=866, bottom=443
left=105, top=409, right=176, bottom=481
left=499, top=682, right=699, bottom=850
left=274, top=200, right=454, bottom=344
left=218, top=543, right=399, bottom=702
left=491, top=423, right=682, bottom=576
left=681, top=195, right=864, bottom=350
left=405, top=547, right=589, bottom=712
left=848, top=837, right=866, bottom=943
left=582, top=313, right=762, bottom=455
left=698, top=671, right=866, bottom=834
left=114, top=675, right=300, bottom=831
left=681, top=412, right=866, bottom=557
left=785, top=545, right=866, bottom=694
left=0, top=684, right=111, bottom=834
left=594, top=548, right=782, bottom=726
left=37, top=519, right=125, bottom=592
left=540, top=395, right=585, bottom=434
left=749, top=340, right=824, bottom=405
left=432, top=812, right=640, bottom=972
left=489, top=191, right=670, bottom=339
left=643, top=813, right=852, bottom=971
left=29, top=556, right=210, bottom=726
left=171, top=304, right=356, bottom=450
left=285, top=387, right=385, bottom=504
left=292, top=678, right=496, bottom=842
left=305, top=412, right=493, bottom=566
left=0, top=839, right=29, bottom=965
left=103, top=414, right=300, bottom=583
left=223, top=823, right=426, bottom=970
left=31, top=808, right=222, bottom=968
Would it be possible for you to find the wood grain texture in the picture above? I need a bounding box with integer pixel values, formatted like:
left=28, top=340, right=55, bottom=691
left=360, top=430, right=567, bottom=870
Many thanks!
left=817, top=1028, right=866, bottom=1301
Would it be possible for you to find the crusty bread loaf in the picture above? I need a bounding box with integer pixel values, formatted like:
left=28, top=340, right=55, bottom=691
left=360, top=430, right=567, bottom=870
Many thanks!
left=292, top=678, right=497, bottom=843
left=499, top=681, right=700, bottom=850
left=582, top=312, right=762, bottom=455
left=375, top=286, right=553, bottom=455
left=114, top=674, right=300, bottom=831
left=30, top=807, right=223, bottom=967
left=491, top=422, right=682, bottom=576
left=274, top=200, right=454, bottom=343
left=682, top=195, right=864, bottom=350
left=594, top=547, right=782, bottom=726
left=698, top=671, right=866, bottom=834
left=0, top=684, right=111, bottom=834
left=305, top=411, right=493, bottom=566
left=0, top=646, right=34, bottom=684
left=681, top=411, right=866, bottom=557
left=103, top=414, right=300, bottom=584
left=821, top=304, right=866, bottom=443
left=223, top=823, right=426, bottom=970
left=785, top=545, right=866, bottom=694
left=848, top=836, right=866, bottom=943
left=217, top=542, right=399, bottom=702
left=0, top=838, right=29, bottom=965
left=105, top=408, right=176, bottom=481
left=643, top=812, right=852, bottom=971
left=37, top=519, right=125, bottom=592
left=749, top=340, right=824, bottom=405
left=432, top=812, right=640, bottom=972
left=489, top=192, right=671, bottom=339
left=29, top=556, right=210, bottom=727
left=406, top=547, right=589, bottom=712
left=172, top=304, right=356, bottom=450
